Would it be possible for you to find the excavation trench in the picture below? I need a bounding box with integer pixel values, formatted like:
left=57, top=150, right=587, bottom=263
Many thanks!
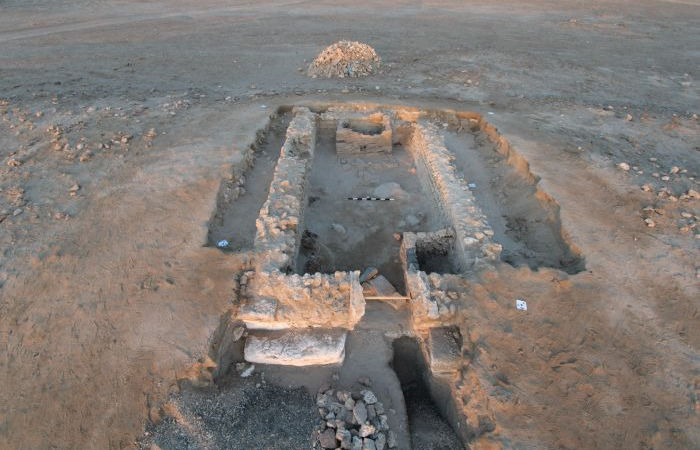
left=392, top=336, right=463, bottom=450
left=207, top=110, right=291, bottom=251
left=173, top=102, right=589, bottom=449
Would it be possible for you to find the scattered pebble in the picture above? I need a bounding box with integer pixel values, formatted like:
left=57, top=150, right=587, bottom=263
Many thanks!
left=7, top=158, right=21, bottom=167
left=617, top=162, right=630, bottom=171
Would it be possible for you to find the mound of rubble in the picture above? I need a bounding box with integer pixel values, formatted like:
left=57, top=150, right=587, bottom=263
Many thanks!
left=315, top=381, right=396, bottom=450
left=307, top=41, right=381, bottom=79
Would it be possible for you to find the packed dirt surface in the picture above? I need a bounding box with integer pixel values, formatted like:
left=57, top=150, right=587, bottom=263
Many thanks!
left=1, top=0, right=699, bottom=449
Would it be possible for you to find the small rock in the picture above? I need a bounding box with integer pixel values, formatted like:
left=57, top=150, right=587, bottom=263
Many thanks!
left=387, top=431, right=397, bottom=448
left=337, top=391, right=351, bottom=402
left=361, top=390, right=377, bottom=405
left=374, top=402, right=384, bottom=414
left=375, top=432, right=386, bottom=450
left=69, top=184, right=80, bottom=195
left=359, top=424, right=376, bottom=438
left=240, top=364, right=255, bottom=378
left=367, top=405, right=376, bottom=420
left=353, top=401, right=367, bottom=424
left=378, top=415, right=389, bottom=431
left=641, top=184, right=653, bottom=192
left=362, top=275, right=398, bottom=297
left=670, top=166, right=680, bottom=174
left=362, top=438, right=377, bottom=450
left=319, top=428, right=338, bottom=449
left=661, top=175, right=670, bottom=181
left=617, top=162, right=630, bottom=171
left=351, top=436, right=363, bottom=450
left=358, top=376, right=372, bottom=387
left=7, top=158, right=21, bottom=167
left=232, top=325, right=245, bottom=341
left=337, top=429, right=352, bottom=449
left=392, top=233, right=401, bottom=241
left=13, top=208, right=23, bottom=216
left=681, top=212, right=693, bottom=219
left=644, top=218, right=656, bottom=228
left=345, top=397, right=355, bottom=410
left=359, top=268, right=378, bottom=283
left=625, top=114, right=633, bottom=121
left=687, top=189, right=699, bottom=199
left=332, top=223, right=347, bottom=235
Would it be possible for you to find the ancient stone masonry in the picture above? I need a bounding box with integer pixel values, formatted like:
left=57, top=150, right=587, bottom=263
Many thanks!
left=239, top=270, right=365, bottom=330
left=209, top=102, right=591, bottom=448
left=401, top=230, right=462, bottom=331
left=336, top=112, right=392, bottom=156
left=253, top=106, right=316, bottom=273
left=240, top=106, right=366, bottom=365
left=234, top=103, right=568, bottom=387
left=404, top=121, right=502, bottom=272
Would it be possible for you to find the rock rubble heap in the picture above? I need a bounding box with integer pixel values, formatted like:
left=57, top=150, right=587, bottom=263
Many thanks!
left=314, top=381, right=397, bottom=450
left=307, top=41, right=381, bottom=79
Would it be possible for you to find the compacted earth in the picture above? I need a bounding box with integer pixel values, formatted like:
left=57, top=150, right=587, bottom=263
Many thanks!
left=1, top=0, right=699, bottom=449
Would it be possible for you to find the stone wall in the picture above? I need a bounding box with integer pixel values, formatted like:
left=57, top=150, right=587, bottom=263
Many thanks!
left=401, top=231, right=461, bottom=330
left=405, top=122, right=502, bottom=271
left=240, top=270, right=365, bottom=330
left=243, top=106, right=366, bottom=332
left=253, top=107, right=316, bottom=273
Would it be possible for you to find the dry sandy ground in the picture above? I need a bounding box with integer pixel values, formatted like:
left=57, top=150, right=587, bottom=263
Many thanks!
left=0, top=0, right=699, bottom=448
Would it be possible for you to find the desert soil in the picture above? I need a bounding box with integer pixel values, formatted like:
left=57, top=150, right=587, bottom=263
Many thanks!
left=1, top=0, right=699, bottom=449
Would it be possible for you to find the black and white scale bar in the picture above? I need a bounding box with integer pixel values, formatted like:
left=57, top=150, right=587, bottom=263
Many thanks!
left=347, top=197, right=394, bottom=201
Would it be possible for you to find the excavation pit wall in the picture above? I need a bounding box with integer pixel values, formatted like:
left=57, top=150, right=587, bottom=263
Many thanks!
left=393, top=336, right=467, bottom=448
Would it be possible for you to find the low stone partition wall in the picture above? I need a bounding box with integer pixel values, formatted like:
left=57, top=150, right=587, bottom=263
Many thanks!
left=253, top=107, right=316, bottom=273
left=239, top=270, right=365, bottom=330
left=401, top=231, right=461, bottom=330
left=405, top=122, right=502, bottom=271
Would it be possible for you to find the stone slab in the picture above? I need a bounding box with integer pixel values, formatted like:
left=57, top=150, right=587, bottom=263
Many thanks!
left=244, top=329, right=348, bottom=366
left=427, top=326, right=462, bottom=373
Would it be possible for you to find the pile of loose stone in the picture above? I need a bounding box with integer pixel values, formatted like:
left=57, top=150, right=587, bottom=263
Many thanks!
left=314, top=379, right=396, bottom=450
left=307, top=41, right=381, bottom=79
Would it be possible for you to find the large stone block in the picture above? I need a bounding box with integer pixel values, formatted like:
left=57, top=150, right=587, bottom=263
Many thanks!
left=427, top=326, right=462, bottom=374
left=244, top=329, right=348, bottom=366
